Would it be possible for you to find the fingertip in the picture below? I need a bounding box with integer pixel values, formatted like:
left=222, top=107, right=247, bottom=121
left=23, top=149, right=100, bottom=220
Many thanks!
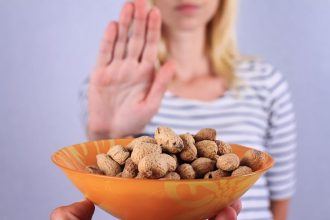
left=121, top=2, right=134, bottom=20
left=50, top=207, right=66, bottom=220
left=123, top=1, right=134, bottom=14
left=108, top=21, right=118, bottom=31
left=103, top=21, right=117, bottom=37
left=149, top=7, right=161, bottom=19
left=230, top=200, right=242, bottom=215
left=72, top=199, right=95, bottom=219
left=125, top=1, right=134, bottom=9
left=103, top=21, right=118, bottom=43
left=147, top=7, right=161, bottom=30
left=86, top=199, right=95, bottom=208
left=85, top=200, right=95, bottom=214
left=215, top=207, right=237, bottom=220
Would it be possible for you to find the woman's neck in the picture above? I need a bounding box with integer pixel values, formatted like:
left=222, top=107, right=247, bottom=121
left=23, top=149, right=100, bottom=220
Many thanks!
left=164, top=26, right=211, bottom=82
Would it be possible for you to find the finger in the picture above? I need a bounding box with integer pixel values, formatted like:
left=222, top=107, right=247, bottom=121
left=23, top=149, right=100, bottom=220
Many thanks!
left=141, top=8, right=161, bottom=63
left=214, top=207, right=237, bottom=220
left=146, top=60, right=175, bottom=108
left=230, top=200, right=242, bottom=215
left=50, top=199, right=95, bottom=220
left=127, top=0, right=148, bottom=60
left=113, top=2, right=134, bottom=60
left=97, top=22, right=118, bottom=67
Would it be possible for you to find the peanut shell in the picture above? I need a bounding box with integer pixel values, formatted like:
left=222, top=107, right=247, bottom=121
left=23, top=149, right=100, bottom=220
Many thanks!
left=131, top=142, right=161, bottom=165
left=155, top=127, right=184, bottom=154
left=107, top=145, right=130, bottom=165
left=191, top=157, right=216, bottom=178
left=216, top=153, right=240, bottom=171
left=122, top=158, right=138, bottom=178
left=85, top=165, right=104, bottom=175
left=240, top=149, right=267, bottom=171
left=196, top=140, right=218, bottom=159
left=179, top=133, right=197, bottom=162
left=126, top=136, right=157, bottom=151
left=204, top=169, right=230, bottom=179
left=231, top=166, right=253, bottom=176
left=160, top=172, right=181, bottom=180
left=177, top=164, right=196, bottom=179
left=138, top=153, right=169, bottom=179
left=194, top=128, right=217, bottom=142
left=96, top=154, right=121, bottom=176
left=216, top=140, right=232, bottom=155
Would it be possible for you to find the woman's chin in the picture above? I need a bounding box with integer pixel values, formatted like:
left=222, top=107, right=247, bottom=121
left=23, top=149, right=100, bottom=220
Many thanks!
left=168, top=20, right=205, bottom=32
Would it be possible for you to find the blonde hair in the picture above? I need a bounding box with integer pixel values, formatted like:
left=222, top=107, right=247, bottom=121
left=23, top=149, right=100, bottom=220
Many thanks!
left=156, top=0, right=240, bottom=87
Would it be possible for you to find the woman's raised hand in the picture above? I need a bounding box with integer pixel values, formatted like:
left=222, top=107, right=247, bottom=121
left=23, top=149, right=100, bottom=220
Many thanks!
left=88, top=0, right=175, bottom=139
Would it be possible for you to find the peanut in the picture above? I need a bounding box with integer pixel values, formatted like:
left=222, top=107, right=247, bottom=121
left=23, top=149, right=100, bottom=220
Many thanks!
left=240, top=149, right=267, bottom=171
left=138, top=153, right=171, bottom=179
left=179, top=133, right=197, bottom=162
left=155, top=127, right=184, bottom=153
left=231, top=166, right=253, bottom=176
left=96, top=154, right=121, bottom=176
left=216, top=140, right=232, bottom=155
left=194, top=128, right=217, bottom=142
left=107, top=145, right=130, bottom=165
left=126, top=136, right=157, bottom=151
left=204, top=169, right=230, bottom=179
left=216, top=153, right=240, bottom=171
left=87, top=127, right=267, bottom=180
left=162, top=154, right=178, bottom=172
left=85, top=165, right=104, bottom=175
left=177, top=164, right=196, bottom=179
left=131, top=142, right=161, bottom=165
left=160, top=172, right=181, bottom=180
left=135, top=172, right=146, bottom=179
left=122, top=158, right=138, bottom=178
left=195, top=140, right=218, bottom=159
left=191, top=157, right=216, bottom=178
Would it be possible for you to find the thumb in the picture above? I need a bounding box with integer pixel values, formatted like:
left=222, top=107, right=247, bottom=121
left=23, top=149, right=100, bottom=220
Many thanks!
left=51, top=199, right=95, bottom=220
left=146, top=59, right=176, bottom=107
left=213, top=207, right=237, bottom=220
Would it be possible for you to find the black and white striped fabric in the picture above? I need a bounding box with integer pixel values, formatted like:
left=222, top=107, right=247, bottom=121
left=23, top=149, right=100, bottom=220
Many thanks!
left=143, top=61, right=297, bottom=220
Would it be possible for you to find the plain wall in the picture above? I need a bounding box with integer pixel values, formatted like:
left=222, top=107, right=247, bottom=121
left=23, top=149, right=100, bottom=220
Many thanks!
left=1, top=0, right=329, bottom=219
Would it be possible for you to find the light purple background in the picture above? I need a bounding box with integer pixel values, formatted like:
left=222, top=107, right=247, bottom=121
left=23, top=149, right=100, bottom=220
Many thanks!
left=1, top=0, right=329, bottom=219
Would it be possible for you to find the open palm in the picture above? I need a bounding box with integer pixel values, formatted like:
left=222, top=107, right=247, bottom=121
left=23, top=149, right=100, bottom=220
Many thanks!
left=88, top=0, right=175, bottom=139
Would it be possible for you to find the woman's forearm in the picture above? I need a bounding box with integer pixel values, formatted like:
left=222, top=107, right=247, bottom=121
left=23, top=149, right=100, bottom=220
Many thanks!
left=271, top=199, right=290, bottom=220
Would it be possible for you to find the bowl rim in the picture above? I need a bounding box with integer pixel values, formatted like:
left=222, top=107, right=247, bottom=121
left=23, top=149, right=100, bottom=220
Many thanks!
left=51, top=139, right=274, bottom=183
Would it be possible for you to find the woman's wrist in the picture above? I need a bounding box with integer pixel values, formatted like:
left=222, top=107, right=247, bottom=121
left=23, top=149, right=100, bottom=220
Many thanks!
left=87, top=120, right=113, bottom=140
left=87, top=123, right=136, bottom=140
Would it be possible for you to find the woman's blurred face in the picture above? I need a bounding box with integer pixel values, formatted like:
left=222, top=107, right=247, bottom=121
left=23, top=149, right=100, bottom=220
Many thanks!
left=153, top=0, right=220, bottom=31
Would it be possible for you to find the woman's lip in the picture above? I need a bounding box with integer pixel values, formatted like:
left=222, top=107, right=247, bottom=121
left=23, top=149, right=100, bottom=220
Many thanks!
left=175, top=3, right=199, bottom=13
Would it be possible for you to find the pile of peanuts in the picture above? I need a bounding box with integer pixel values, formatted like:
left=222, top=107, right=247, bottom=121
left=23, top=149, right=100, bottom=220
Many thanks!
left=86, top=127, right=267, bottom=180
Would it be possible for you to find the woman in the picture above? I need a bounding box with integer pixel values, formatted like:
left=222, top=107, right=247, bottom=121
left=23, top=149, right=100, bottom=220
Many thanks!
left=52, top=0, right=296, bottom=219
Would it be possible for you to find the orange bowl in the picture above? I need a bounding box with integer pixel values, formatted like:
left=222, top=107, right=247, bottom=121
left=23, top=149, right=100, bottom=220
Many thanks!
left=52, top=139, right=273, bottom=220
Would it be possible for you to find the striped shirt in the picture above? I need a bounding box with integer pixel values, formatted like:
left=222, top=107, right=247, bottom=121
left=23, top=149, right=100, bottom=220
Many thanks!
left=79, top=60, right=296, bottom=220
left=142, top=61, right=297, bottom=220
